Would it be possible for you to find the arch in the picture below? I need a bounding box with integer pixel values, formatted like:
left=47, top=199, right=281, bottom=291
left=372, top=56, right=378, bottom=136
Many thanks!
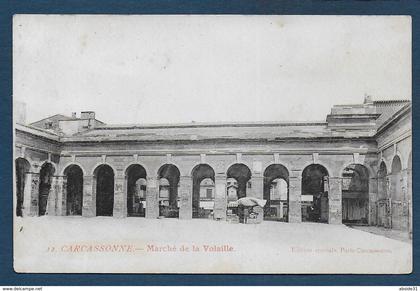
left=191, top=163, right=215, bottom=177
left=378, top=161, right=388, bottom=178
left=16, top=156, right=34, bottom=171
left=90, top=162, right=118, bottom=176
left=191, top=164, right=215, bottom=219
left=125, top=163, right=147, bottom=177
left=390, top=155, right=403, bottom=201
left=262, top=159, right=293, bottom=176
left=263, top=164, right=290, bottom=221
left=123, top=162, right=151, bottom=178
left=390, top=154, right=406, bottom=230
left=341, top=164, right=369, bottom=225
left=38, top=162, right=56, bottom=216
left=125, top=164, right=147, bottom=217
left=378, top=157, right=391, bottom=175
left=60, top=162, right=87, bottom=176
left=226, top=163, right=252, bottom=199
left=391, top=155, right=402, bottom=174
left=377, top=161, right=388, bottom=200
left=338, top=162, right=375, bottom=181
left=157, top=164, right=181, bottom=218
left=157, top=163, right=181, bottom=179
left=64, top=164, right=84, bottom=216
left=395, top=150, right=407, bottom=170
left=301, top=164, right=329, bottom=223
left=299, top=161, right=332, bottom=179
left=94, top=164, right=115, bottom=216
left=224, top=161, right=253, bottom=176
left=15, top=158, right=31, bottom=217
left=40, top=160, right=58, bottom=174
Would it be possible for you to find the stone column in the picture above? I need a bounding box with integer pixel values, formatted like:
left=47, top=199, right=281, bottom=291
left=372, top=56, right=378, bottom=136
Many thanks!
left=50, top=177, right=58, bottom=215
left=113, top=174, right=126, bottom=218
left=288, top=172, right=302, bottom=223
left=377, top=174, right=390, bottom=227
left=60, top=176, right=68, bottom=216
left=23, top=172, right=40, bottom=217
left=407, top=168, right=412, bottom=238
left=401, top=169, right=409, bottom=232
left=146, top=177, right=159, bottom=219
left=328, top=177, right=342, bottom=225
left=46, top=176, right=66, bottom=216
left=250, top=175, right=264, bottom=199
left=82, top=175, right=95, bottom=217
left=53, top=176, right=67, bottom=216
left=368, top=177, right=378, bottom=226
left=250, top=174, right=264, bottom=222
left=214, top=174, right=227, bottom=220
left=179, top=175, right=192, bottom=220
left=385, top=174, right=393, bottom=228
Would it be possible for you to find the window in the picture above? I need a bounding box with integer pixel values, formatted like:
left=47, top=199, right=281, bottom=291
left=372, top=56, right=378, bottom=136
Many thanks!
left=44, top=121, right=53, bottom=129
left=206, top=188, right=213, bottom=199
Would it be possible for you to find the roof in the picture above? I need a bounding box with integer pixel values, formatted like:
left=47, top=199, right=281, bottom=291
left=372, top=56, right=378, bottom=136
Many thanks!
left=373, top=100, right=411, bottom=129
left=19, top=98, right=411, bottom=143
left=15, top=123, right=60, bottom=141
left=376, top=102, right=411, bottom=135
left=30, top=114, right=76, bottom=125
left=62, top=121, right=356, bottom=142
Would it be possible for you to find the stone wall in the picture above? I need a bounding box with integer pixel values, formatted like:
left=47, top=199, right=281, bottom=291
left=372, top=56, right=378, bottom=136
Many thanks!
left=13, top=106, right=412, bottom=229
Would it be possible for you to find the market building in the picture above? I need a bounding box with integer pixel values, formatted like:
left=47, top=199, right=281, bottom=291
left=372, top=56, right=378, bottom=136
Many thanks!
left=14, top=97, right=412, bottom=232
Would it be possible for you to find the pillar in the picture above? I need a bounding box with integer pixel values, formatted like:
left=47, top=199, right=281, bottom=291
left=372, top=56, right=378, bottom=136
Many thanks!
left=52, top=175, right=67, bottom=216
left=146, top=177, right=159, bottom=219
left=82, top=175, right=95, bottom=217
left=385, top=175, right=392, bottom=228
left=46, top=176, right=57, bottom=215
left=22, top=172, right=40, bottom=217
left=407, top=168, right=412, bottom=238
left=288, top=172, right=301, bottom=223
left=113, top=174, right=126, bottom=218
left=60, top=176, right=67, bottom=216
left=368, top=177, right=378, bottom=225
left=250, top=175, right=263, bottom=199
left=214, top=174, right=227, bottom=220
left=46, top=175, right=67, bottom=216
left=179, top=175, right=192, bottom=220
left=376, top=173, right=390, bottom=227
left=401, top=169, right=409, bottom=231
left=250, top=174, right=264, bottom=222
left=328, top=177, right=342, bottom=225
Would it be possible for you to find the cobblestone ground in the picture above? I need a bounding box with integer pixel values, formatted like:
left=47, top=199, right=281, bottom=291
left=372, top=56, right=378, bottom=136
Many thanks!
left=14, top=217, right=412, bottom=274
left=348, top=225, right=412, bottom=243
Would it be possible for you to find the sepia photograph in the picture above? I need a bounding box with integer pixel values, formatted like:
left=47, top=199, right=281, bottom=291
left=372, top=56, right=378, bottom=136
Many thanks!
left=12, top=14, right=412, bottom=274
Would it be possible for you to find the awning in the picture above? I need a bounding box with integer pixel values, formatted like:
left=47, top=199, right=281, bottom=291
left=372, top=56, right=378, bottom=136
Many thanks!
left=236, top=197, right=267, bottom=207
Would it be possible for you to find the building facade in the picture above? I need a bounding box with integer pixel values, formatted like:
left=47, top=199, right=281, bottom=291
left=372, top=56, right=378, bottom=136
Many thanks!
left=14, top=98, right=412, bottom=232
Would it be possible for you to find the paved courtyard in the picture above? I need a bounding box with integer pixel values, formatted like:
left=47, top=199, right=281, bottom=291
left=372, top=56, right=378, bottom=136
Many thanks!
left=14, top=217, right=412, bottom=274
left=349, top=225, right=412, bottom=243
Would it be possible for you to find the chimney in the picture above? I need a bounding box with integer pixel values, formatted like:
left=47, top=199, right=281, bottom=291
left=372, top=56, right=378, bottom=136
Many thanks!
left=364, top=94, right=373, bottom=104
left=80, top=111, right=95, bottom=120
left=80, top=111, right=96, bottom=129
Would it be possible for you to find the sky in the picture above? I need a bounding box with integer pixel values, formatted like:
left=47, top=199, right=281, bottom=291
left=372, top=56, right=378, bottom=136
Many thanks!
left=13, top=15, right=411, bottom=124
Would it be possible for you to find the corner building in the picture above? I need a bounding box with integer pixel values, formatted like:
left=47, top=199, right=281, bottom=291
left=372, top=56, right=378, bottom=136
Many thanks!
left=14, top=98, right=412, bottom=233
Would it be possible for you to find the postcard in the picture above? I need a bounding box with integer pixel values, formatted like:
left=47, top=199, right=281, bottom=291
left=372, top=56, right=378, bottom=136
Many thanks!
left=13, top=14, right=412, bottom=273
